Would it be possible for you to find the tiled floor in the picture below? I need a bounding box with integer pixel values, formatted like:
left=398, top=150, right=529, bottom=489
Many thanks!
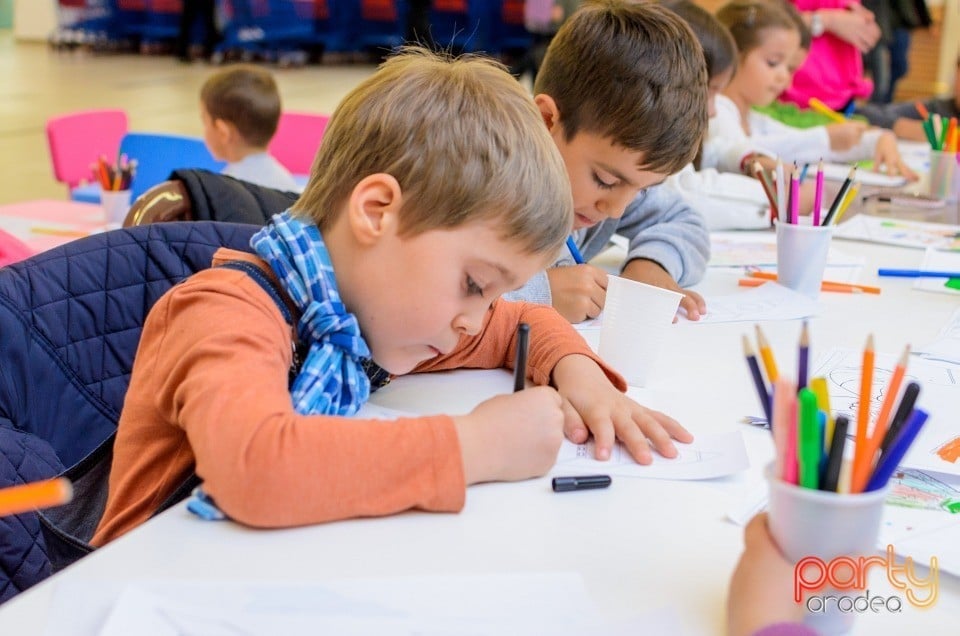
left=0, top=31, right=377, bottom=204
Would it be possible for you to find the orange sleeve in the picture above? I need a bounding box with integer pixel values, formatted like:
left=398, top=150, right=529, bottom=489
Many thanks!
left=145, top=267, right=466, bottom=529
left=415, top=299, right=626, bottom=392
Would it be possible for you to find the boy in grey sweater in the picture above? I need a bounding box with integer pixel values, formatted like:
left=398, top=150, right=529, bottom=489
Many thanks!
left=503, top=1, right=711, bottom=322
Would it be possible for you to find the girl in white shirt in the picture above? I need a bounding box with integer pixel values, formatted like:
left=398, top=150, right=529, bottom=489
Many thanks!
left=703, top=0, right=916, bottom=181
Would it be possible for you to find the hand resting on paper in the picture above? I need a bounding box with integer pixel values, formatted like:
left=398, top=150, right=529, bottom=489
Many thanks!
left=551, top=354, right=693, bottom=464
left=621, top=258, right=706, bottom=322
left=546, top=264, right=609, bottom=323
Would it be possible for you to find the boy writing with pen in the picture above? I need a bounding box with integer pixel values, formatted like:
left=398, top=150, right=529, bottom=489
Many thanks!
left=503, top=0, right=712, bottom=323
left=91, top=47, right=692, bottom=545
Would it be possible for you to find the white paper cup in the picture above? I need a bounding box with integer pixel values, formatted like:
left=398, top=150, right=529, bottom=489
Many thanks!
left=101, top=189, right=132, bottom=227
left=597, top=276, right=682, bottom=387
left=776, top=221, right=834, bottom=299
left=928, top=150, right=959, bottom=203
left=765, top=463, right=888, bottom=635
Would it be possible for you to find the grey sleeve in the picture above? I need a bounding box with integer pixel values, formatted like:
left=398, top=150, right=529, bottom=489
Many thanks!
left=616, top=186, right=711, bottom=287
left=856, top=100, right=924, bottom=129
left=502, top=269, right=553, bottom=305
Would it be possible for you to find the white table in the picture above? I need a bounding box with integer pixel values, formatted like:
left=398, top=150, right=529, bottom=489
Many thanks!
left=1, top=218, right=959, bottom=634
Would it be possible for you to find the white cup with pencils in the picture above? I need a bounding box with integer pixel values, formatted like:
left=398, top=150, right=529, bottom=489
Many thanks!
left=775, top=220, right=834, bottom=299
left=97, top=156, right=136, bottom=228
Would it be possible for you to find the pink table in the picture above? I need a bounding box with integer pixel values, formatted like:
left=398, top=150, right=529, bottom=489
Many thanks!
left=0, top=199, right=107, bottom=255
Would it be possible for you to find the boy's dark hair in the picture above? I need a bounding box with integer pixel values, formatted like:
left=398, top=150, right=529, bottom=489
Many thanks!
left=664, top=0, right=737, bottom=81
left=534, top=0, right=708, bottom=175
left=200, top=65, right=282, bottom=148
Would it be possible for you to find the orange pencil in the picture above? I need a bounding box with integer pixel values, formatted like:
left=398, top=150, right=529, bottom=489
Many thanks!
left=0, top=477, right=73, bottom=517
left=755, top=324, right=779, bottom=382
left=851, top=334, right=875, bottom=493
left=852, top=345, right=910, bottom=492
left=914, top=101, right=930, bottom=120
left=743, top=271, right=880, bottom=294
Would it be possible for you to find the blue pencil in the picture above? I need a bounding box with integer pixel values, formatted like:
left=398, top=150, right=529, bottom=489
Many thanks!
left=864, top=409, right=929, bottom=492
left=877, top=269, right=960, bottom=278
left=565, top=235, right=585, bottom=264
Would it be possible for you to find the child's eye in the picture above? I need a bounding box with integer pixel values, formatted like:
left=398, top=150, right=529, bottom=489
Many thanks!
left=593, top=173, right=616, bottom=190
left=466, top=275, right=484, bottom=297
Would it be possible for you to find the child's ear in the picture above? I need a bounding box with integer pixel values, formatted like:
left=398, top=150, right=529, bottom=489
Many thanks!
left=534, top=94, right=561, bottom=133
left=213, top=118, right=235, bottom=144
left=346, top=173, right=403, bottom=246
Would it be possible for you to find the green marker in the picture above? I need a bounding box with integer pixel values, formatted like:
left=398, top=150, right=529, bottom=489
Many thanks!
left=798, top=388, right=821, bottom=490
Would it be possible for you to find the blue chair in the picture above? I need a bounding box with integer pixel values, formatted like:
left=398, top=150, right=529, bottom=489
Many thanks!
left=118, top=132, right=225, bottom=200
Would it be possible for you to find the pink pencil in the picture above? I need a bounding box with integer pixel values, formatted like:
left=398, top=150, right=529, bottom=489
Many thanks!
left=812, top=159, right=824, bottom=225
left=789, top=165, right=799, bottom=224
left=772, top=378, right=796, bottom=481
left=784, top=390, right=799, bottom=484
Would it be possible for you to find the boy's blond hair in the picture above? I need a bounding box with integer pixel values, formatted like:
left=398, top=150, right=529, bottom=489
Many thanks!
left=200, top=64, right=282, bottom=148
left=294, top=47, right=572, bottom=256
left=534, top=0, right=708, bottom=176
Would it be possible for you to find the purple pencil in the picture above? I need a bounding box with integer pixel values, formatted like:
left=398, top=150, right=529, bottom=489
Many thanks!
left=798, top=321, right=809, bottom=389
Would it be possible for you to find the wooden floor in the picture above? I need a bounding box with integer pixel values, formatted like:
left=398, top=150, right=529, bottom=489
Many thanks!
left=0, top=31, right=377, bottom=205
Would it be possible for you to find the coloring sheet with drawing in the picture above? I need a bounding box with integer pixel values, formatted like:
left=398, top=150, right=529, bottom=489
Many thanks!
left=810, top=348, right=960, bottom=476
left=916, top=306, right=960, bottom=364
left=679, top=282, right=820, bottom=323
left=833, top=215, right=960, bottom=250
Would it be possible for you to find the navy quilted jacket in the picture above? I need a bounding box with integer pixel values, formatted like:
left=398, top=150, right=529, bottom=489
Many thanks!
left=0, top=222, right=259, bottom=603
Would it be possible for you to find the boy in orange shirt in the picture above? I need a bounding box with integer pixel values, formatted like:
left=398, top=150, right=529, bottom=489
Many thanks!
left=93, top=48, right=691, bottom=545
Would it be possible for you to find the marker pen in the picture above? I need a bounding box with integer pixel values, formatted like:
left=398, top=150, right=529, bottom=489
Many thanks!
left=551, top=475, right=612, bottom=492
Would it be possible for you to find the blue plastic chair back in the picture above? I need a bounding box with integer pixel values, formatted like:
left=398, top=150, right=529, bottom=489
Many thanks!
left=119, top=132, right=225, bottom=200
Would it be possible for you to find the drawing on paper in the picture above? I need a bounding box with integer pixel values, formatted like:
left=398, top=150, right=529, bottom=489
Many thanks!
left=935, top=437, right=960, bottom=464
left=886, top=469, right=960, bottom=514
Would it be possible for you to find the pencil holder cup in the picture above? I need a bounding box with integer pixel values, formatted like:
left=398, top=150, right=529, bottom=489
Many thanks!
left=776, top=221, right=834, bottom=299
left=765, top=463, right=888, bottom=635
left=101, top=189, right=132, bottom=227
left=598, top=276, right=682, bottom=387
left=928, top=150, right=959, bottom=203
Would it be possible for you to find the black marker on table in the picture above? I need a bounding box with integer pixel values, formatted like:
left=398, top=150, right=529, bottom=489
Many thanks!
left=551, top=475, right=612, bottom=492
left=513, top=322, right=529, bottom=393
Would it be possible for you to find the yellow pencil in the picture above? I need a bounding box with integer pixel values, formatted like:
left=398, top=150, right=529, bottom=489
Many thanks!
left=754, top=324, right=779, bottom=383
left=31, top=227, right=90, bottom=238
left=0, top=477, right=73, bottom=517
left=809, top=377, right=833, bottom=452
left=832, top=182, right=860, bottom=224
left=809, top=97, right=847, bottom=123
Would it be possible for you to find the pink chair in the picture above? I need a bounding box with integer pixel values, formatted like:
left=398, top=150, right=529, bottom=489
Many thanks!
left=267, top=111, right=330, bottom=181
left=46, top=109, right=129, bottom=203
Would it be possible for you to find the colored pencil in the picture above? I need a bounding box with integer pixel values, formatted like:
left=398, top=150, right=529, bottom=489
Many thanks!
left=914, top=101, right=930, bottom=120
left=754, top=324, right=779, bottom=383
left=812, top=159, right=824, bottom=226
left=822, top=166, right=857, bottom=226
left=877, top=269, right=960, bottom=278
left=0, top=477, right=73, bottom=517
left=809, top=97, right=847, bottom=123
left=789, top=164, right=800, bottom=224
left=879, top=382, right=921, bottom=458
left=852, top=345, right=909, bottom=493
left=798, top=388, right=821, bottom=489
left=864, top=409, right=929, bottom=492
left=775, top=159, right=786, bottom=224
left=513, top=323, right=529, bottom=392
left=851, top=334, right=875, bottom=493
left=771, top=378, right=795, bottom=480
left=784, top=391, right=799, bottom=485
left=741, top=271, right=881, bottom=294
left=742, top=335, right=772, bottom=425
left=565, top=235, right=585, bottom=265
left=752, top=161, right=778, bottom=222
left=809, top=377, right=833, bottom=453
left=797, top=320, right=809, bottom=389
left=821, top=415, right=849, bottom=492
left=832, top=181, right=860, bottom=224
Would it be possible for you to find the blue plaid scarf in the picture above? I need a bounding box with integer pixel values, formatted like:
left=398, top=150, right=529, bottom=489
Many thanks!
left=251, top=210, right=371, bottom=415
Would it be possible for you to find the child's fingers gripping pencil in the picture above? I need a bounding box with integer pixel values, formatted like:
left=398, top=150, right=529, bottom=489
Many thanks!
left=513, top=323, right=530, bottom=392
left=0, top=477, right=73, bottom=517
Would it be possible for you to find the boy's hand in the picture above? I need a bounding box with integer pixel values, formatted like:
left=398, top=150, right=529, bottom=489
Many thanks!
left=453, top=387, right=564, bottom=485
left=621, top=258, right=706, bottom=321
left=552, top=354, right=693, bottom=464
left=873, top=131, right=919, bottom=181
left=825, top=121, right=867, bottom=151
left=727, top=513, right=803, bottom=636
left=546, top=264, right=608, bottom=323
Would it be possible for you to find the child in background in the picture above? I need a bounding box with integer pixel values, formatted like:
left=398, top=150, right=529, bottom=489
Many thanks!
left=200, top=64, right=301, bottom=193
left=703, top=0, right=916, bottom=180
left=92, top=48, right=692, bottom=545
left=504, top=0, right=712, bottom=322
left=857, top=56, right=960, bottom=142
left=662, top=0, right=773, bottom=230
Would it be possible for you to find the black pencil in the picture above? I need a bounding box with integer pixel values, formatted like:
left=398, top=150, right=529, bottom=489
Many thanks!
left=821, top=415, right=849, bottom=492
left=513, top=323, right=529, bottom=392
left=821, top=165, right=857, bottom=226
left=878, top=382, right=921, bottom=458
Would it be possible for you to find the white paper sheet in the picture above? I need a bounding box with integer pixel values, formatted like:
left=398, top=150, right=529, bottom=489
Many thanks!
left=680, top=282, right=820, bottom=323
left=915, top=307, right=960, bottom=364
left=809, top=348, right=960, bottom=476
left=834, top=215, right=960, bottom=250
left=821, top=161, right=907, bottom=188
left=46, top=574, right=609, bottom=636
left=912, top=247, right=960, bottom=296
left=552, top=431, right=749, bottom=480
